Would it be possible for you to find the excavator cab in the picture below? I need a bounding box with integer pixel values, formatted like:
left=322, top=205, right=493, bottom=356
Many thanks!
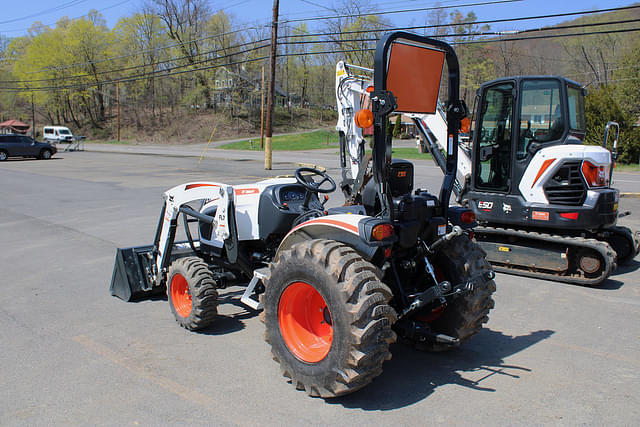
left=466, top=76, right=620, bottom=231
left=463, top=76, right=639, bottom=284
left=411, top=73, right=637, bottom=284
left=471, top=76, right=588, bottom=198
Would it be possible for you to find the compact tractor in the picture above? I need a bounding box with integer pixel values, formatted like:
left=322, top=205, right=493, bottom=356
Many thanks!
left=394, top=77, right=639, bottom=286
left=111, top=32, right=496, bottom=397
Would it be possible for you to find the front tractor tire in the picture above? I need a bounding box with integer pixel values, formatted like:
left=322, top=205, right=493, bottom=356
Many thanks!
left=167, top=257, right=218, bottom=331
left=262, top=239, right=397, bottom=398
left=414, top=235, right=496, bottom=352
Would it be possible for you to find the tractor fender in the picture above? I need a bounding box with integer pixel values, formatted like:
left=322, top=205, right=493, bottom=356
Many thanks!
left=276, top=214, right=393, bottom=261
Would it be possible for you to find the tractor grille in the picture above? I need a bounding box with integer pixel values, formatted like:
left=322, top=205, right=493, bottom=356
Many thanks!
left=543, top=161, right=587, bottom=206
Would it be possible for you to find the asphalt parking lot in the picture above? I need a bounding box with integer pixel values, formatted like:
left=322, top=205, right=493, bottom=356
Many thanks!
left=1, top=148, right=639, bottom=425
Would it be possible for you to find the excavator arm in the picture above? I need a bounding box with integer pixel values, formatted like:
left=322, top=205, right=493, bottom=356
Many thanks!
left=335, top=61, right=374, bottom=203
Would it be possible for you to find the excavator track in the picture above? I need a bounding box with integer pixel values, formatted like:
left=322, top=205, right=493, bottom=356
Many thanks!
left=597, top=225, right=640, bottom=265
left=474, top=226, right=617, bottom=286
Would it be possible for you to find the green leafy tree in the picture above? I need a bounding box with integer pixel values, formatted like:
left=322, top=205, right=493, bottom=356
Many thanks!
left=585, top=85, right=639, bottom=163
left=616, top=38, right=640, bottom=117
left=393, top=115, right=402, bottom=138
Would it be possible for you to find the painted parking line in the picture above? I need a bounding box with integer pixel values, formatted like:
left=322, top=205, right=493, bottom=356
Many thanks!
left=73, top=335, right=242, bottom=424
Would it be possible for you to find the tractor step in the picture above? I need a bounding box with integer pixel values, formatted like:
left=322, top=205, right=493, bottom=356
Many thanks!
left=240, top=267, right=269, bottom=310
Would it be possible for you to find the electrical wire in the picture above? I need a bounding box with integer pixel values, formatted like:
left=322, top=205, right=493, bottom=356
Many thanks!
left=0, top=42, right=270, bottom=89
left=3, top=38, right=270, bottom=84
left=9, top=2, right=638, bottom=74
left=3, top=6, right=640, bottom=92
left=0, top=0, right=91, bottom=25
left=1, top=0, right=129, bottom=33
left=0, top=54, right=271, bottom=92
left=279, top=4, right=640, bottom=39
left=281, top=0, right=523, bottom=24
left=15, top=24, right=261, bottom=75
left=275, top=17, right=640, bottom=46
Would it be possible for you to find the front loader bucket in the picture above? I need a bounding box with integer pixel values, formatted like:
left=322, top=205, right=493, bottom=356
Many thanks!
left=110, top=245, right=161, bottom=301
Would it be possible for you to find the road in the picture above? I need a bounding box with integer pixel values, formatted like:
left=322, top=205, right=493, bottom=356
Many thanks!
left=1, top=149, right=639, bottom=425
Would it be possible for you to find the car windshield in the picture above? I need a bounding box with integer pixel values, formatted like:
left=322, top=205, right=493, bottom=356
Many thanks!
left=59, top=129, right=71, bottom=134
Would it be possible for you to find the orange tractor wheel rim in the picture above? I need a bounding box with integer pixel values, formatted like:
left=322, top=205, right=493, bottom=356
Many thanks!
left=278, top=281, right=333, bottom=363
left=171, top=273, right=192, bottom=318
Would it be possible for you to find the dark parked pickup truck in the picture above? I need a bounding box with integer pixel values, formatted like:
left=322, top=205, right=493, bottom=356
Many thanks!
left=0, top=134, right=57, bottom=161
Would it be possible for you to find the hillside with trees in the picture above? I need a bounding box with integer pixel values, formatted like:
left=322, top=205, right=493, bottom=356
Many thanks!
left=0, top=0, right=639, bottom=161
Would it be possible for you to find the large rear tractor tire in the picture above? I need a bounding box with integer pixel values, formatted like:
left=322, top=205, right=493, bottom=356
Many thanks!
left=414, top=235, right=496, bottom=352
left=167, top=257, right=218, bottom=331
left=261, top=239, right=397, bottom=398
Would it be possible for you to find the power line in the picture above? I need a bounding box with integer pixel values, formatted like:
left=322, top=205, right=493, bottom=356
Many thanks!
left=11, top=2, right=636, bottom=75
left=0, top=54, right=271, bottom=92
left=281, top=0, right=523, bottom=24
left=4, top=10, right=640, bottom=92
left=0, top=0, right=128, bottom=33
left=3, top=38, right=269, bottom=84
left=0, top=0, right=90, bottom=25
left=456, top=26, right=640, bottom=45
left=1, top=42, right=270, bottom=89
left=15, top=24, right=260, bottom=75
left=275, top=17, right=640, bottom=47
left=279, top=4, right=640, bottom=39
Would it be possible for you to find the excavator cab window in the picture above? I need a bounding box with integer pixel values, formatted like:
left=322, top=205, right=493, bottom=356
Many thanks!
left=517, top=79, right=563, bottom=159
left=475, top=82, right=513, bottom=192
left=567, top=85, right=586, bottom=137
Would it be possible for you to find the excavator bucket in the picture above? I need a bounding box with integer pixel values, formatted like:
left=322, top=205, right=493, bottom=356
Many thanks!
left=110, top=245, right=159, bottom=301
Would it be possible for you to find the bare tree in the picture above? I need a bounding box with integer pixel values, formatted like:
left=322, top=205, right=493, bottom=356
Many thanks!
left=149, top=0, right=213, bottom=104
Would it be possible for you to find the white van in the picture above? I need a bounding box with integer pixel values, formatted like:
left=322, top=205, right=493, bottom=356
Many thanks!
left=43, top=126, right=74, bottom=143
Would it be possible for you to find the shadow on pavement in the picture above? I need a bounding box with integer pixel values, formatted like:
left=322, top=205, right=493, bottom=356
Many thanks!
left=197, top=288, right=256, bottom=335
left=331, top=328, right=554, bottom=410
left=612, top=259, right=640, bottom=276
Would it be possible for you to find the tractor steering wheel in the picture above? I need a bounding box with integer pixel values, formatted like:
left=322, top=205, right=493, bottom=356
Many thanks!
left=294, top=167, right=336, bottom=194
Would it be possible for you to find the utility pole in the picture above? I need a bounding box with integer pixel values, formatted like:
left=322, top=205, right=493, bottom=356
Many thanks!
left=264, top=0, right=279, bottom=170
left=116, top=81, right=121, bottom=142
left=260, top=66, right=265, bottom=149
left=31, top=92, right=36, bottom=139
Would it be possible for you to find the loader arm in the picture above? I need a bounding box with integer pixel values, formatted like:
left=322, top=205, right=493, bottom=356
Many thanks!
left=154, top=182, right=235, bottom=285
left=110, top=181, right=236, bottom=301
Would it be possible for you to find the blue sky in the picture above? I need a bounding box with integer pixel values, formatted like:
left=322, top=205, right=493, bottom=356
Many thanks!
left=1, top=0, right=636, bottom=37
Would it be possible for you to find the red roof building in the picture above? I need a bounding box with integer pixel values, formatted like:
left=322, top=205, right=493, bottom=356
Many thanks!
left=0, top=119, right=31, bottom=134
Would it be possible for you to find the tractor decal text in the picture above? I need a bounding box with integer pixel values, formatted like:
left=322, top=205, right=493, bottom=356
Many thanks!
left=235, top=188, right=259, bottom=196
